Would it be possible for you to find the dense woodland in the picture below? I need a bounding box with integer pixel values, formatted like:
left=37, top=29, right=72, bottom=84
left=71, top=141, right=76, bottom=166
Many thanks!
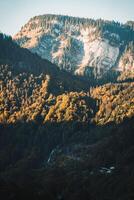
left=0, top=32, right=134, bottom=200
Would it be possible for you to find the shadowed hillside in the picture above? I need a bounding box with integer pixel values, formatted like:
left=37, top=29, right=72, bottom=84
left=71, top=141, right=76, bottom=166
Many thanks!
left=0, top=32, right=134, bottom=200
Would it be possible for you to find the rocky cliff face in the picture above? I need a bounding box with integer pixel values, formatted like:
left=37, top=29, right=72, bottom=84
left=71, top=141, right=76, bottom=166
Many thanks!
left=118, top=43, right=134, bottom=71
left=14, top=14, right=134, bottom=78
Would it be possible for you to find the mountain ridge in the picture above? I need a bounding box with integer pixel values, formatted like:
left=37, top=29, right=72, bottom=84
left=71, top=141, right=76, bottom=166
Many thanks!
left=14, top=14, right=134, bottom=78
left=0, top=24, right=134, bottom=200
left=0, top=33, right=134, bottom=125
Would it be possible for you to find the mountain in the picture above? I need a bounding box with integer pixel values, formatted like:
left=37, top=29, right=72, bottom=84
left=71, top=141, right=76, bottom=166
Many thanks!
left=0, top=30, right=134, bottom=199
left=0, top=33, right=91, bottom=94
left=14, top=14, right=134, bottom=78
left=0, top=33, right=134, bottom=124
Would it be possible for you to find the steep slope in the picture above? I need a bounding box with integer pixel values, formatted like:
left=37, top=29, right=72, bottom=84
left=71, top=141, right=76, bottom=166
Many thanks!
left=118, top=41, right=134, bottom=71
left=0, top=33, right=94, bottom=124
left=0, top=33, right=90, bottom=94
left=14, top=14, right=134, bottom=78
left=0, top=34, right=134, bottom=125
left=1, top=32, right=134, bottom=200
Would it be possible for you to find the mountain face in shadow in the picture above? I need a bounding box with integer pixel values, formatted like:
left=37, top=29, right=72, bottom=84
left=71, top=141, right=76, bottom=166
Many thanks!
left=0, top=32, right=134, bottom=200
